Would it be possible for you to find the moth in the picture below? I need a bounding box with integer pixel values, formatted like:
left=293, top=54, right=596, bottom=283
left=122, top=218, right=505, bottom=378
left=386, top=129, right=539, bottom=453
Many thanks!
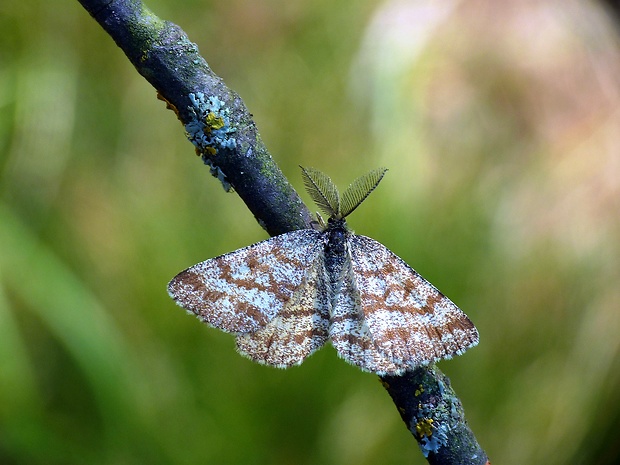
left=168, top=167, right=479, bottom=375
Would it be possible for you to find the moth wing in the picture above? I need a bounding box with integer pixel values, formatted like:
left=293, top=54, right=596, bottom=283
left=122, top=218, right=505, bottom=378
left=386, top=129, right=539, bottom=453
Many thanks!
left=168, top=229, right=323, bottom=333
left=236, top=251, right=330, bottom=368
left=348, top=235, right=479, bottom=367
left=329, top=251, right=412, bottom=375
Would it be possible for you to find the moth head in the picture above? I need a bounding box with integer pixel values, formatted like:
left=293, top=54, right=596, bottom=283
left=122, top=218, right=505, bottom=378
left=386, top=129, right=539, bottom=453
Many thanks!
left=300, top=166, right=388, bottom=221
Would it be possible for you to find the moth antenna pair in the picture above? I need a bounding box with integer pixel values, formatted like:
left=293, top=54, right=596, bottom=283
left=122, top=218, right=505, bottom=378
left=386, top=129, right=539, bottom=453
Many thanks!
left=300, top=166, right=388, bottom=221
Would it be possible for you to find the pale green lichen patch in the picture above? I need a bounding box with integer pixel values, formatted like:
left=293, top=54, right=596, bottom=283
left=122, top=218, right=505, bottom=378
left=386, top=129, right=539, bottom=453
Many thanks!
left=139, top=3, right=167, bottom=33
left=410, top=385, right=460, bottom=457
left=127, top=3, right=167, bottom=49
left=185, top=92, right=237, bottom=191
left=413, top=403, right=451, bottom=457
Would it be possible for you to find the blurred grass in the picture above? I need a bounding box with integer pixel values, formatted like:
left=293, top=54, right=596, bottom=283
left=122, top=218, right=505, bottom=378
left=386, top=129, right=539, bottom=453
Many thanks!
left=2, top=0, right=620, bottom=464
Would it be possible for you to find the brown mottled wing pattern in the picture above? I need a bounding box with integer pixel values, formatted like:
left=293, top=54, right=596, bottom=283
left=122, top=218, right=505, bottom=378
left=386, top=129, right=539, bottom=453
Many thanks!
left=348, top=235, right=479, bottom=369
left=236, top=251, right=330, bottom=367
left=168, top=229, right=323, bottom=334
left=329, top=252, right=411, bottom=374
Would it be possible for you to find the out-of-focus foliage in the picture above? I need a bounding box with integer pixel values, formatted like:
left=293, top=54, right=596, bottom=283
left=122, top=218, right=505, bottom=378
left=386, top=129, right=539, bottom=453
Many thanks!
left=1, top=0, right=620, bottom=464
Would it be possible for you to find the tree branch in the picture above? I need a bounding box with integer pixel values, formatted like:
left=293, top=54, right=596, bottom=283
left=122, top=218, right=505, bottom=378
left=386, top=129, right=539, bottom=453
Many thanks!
left=382, top=367, right=489, bottom=464
left=77, top=1, right=488, bottom=463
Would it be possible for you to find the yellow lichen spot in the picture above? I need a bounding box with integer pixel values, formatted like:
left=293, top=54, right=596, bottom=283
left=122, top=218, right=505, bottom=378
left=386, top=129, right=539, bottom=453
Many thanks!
left=415, top=385, right=425, bottom=396
left=156, top=92, right=180, bottom=119
left=204, top=146, right=217, bottom=156
left=205, top=112, right=225, bottom=130
left=415, top=419, right=434, bottom=438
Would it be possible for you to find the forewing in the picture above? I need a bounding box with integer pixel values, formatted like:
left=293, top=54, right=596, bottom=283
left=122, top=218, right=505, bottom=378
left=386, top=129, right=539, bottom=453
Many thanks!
left=349, top=235, right=479, bottom=367
left=236, top=252, right=330, bottom=368
left=168, top=229, right=322, bottom=333
left=329, top=249, right=412, bottom=375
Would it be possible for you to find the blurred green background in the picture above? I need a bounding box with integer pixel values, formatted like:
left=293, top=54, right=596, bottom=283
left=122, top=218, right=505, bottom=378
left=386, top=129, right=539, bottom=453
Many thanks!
left=2, top=1, right=620, bottom=464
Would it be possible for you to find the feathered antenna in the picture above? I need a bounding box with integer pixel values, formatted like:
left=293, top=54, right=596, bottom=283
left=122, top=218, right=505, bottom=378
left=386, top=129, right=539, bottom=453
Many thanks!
left=340, top=168, right=388, bottom=218
left=300, top=166, right=341, bottom=218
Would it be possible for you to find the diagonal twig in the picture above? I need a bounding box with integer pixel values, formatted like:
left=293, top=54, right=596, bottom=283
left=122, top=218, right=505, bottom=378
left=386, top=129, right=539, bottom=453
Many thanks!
left=77, top=1, right=488, bottom=463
